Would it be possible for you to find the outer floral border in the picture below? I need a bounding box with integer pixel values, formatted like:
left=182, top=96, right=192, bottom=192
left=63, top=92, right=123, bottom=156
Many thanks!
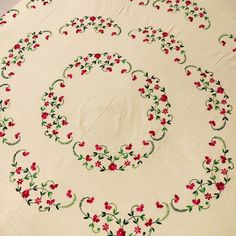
left=1, top=6, right=233, bottom=236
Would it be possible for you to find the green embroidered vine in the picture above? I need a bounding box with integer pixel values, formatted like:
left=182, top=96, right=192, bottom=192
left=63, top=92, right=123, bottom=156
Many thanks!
left=128, top=26, right=187, bottom=64
left=10, top=149, right=77, bottom=211
left=185, top=65, right=232, bottom=131
left=59, top=16, right=121, bottom=36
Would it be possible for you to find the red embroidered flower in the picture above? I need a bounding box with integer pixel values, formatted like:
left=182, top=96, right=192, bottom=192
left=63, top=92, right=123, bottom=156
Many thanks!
left=160, top=94, right=168, bottom=102
left=66, top=189, right=73, bottom=198
left=62, top=120, right=68, bottom=126
left=116, top=228, right=126, bottom=236
left=87, top=197, right=94, bottom=204
left=22, top=189, right=30, bottom=199
left=209, top=120, right=216, bottom=126
left=85, top=155, right=92, bottom=162
left=145, top=218, right=153, bottom=227
left=46, top=199, right=55, bottom=205
left=136, top=204, right=144, bottom=212
left=125, top=143, right=132, bottom=150
left=209, top=140, right=216, bottom=146
left=15, top=132, right=21, bottom=139
left=50, top=183, right=58, bottom=190
left=156, top=201, right=164, bottom=208
left=205, top=156, right=211, bottom=165
left=162, top=32, right=169, bottom=37
left=174, top=194, right=180, bottom=203
left=207, top=104, right=213, bottom=111
left=14, top=43, right=21, bottom=50
left=220, top=155, right=227, bottom=163
left=149, top=130, right=156, bottom=136
left=16, top=167, right=22, bottom=174
left=185, top=1, right=192, bottom=6
left=90, top=16, right=96, bottom=22
left=148, top=113, right=154, bottom=121
left=41, top=112, right=49, bottom=120
left=30, top=162, right=37, bottom=171
left=79, top=141, right=85, bottom=147
left=104, top=201, right=112, bottom=210
left=216, top=182, right=225, bottom=191
left=67, top=132, right=73, bottom=139
left=124, top=160, right=130, bottom=166
left=17, top=178, right=23, bottom=185
left=134, top=154, right=141, bottom=161
left=95, top=144, right=103, bottom=151
left=217, top=87, right=224, bottom=94
left=108, top=163, right=117, bottom=171
left=92, top=214, right=100, bottom=223
left=161, top=118, right=166, bottom=125
left=192, top=199, right=201, bottom=205
left=94, top=53, right=101, bottom=59
left=95, top=161, right=101, bottom=167
left=186, top=183, right=195, bottom=190
left=52, top=130, right=59, bottom=135
left=22, top=151, right=29, bottom=157
left=138, top=88, right=145, bottom=94
left=143, top=140, right=149, bottom=146
left=0, top=132, right=6, bottom=138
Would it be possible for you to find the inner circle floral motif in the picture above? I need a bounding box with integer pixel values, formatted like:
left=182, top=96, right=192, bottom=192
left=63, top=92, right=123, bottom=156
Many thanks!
left=40, top=52, right=173, bottom=172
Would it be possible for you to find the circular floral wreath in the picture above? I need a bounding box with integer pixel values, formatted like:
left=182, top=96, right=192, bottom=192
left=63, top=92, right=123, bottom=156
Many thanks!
left=0, top=2, right=234, bottom=236
left=40, top=52, right=173, bottom=172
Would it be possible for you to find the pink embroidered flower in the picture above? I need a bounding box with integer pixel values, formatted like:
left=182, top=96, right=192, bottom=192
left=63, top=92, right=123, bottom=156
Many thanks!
left=205, top=193, right=212, bottom=201
left=221, top=168, right=228, bottom=175
left=102, top=223, right=109, bottom=231
left=134, top=226, right=141, bottom=234
left=35, top=197, right=42, bottom=205
left=95, top=161, right=101, bottom=167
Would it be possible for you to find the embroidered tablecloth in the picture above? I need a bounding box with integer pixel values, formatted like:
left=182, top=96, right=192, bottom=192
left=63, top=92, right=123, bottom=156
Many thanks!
left=0, top=0, right=236, bottom=235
